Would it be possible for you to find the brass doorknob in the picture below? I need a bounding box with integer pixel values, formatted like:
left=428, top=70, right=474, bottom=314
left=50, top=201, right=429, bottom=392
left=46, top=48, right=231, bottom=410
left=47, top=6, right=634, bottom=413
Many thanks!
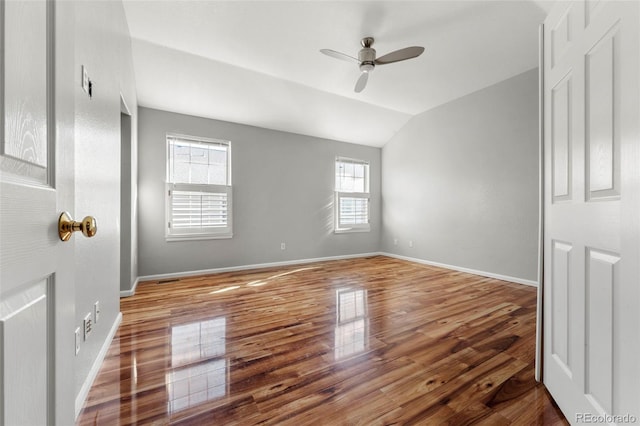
left=58, top=212, right=97, bottom=241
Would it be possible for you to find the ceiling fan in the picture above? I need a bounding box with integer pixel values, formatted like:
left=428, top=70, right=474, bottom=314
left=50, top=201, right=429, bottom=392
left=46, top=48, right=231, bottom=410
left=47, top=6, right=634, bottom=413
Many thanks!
left=320, top=37, right=425, bottom=93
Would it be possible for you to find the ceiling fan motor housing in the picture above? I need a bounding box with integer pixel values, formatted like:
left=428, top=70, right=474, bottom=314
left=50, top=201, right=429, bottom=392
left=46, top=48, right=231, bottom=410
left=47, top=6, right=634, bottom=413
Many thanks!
left=358, top=47, right=376, bottom=72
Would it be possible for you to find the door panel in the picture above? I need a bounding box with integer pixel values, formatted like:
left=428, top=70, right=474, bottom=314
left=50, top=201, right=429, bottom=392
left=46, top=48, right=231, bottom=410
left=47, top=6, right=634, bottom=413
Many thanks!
left=1, top=0, right=48, bottom=182
left=585, top=24, right=619, bottom=200
left=551, top=240, right=571, bottom=374
left=544, top=0, right=640, bottom=422
left=0, top=279, right=49, bottom=426
left=551, top=75, right=572, bottom=201
left=4, top=0, right=47, bottom=167
left=585, top=248, right=618, bottom=414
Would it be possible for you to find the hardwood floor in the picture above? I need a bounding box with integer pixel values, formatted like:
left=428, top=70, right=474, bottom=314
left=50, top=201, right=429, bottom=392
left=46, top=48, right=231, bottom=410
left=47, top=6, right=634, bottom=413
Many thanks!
left=77, top=256, right=567, bottom=425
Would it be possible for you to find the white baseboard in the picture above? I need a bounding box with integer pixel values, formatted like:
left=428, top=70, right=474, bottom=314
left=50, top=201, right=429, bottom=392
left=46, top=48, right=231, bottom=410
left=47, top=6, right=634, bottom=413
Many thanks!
left=75, top=312, right=123, bottom=419
left=380, top=252, right=538, bottom=287
left=126, top=252, right=382, bottom=296
left=120, top=277, right=140, bottom=297
left=125, top=251, right=536, bottom=298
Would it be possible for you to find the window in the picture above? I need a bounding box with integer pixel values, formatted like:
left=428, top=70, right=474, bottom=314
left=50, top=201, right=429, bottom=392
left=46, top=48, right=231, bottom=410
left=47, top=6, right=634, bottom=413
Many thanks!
left=335, top=157, right=370, bottom=233
left=166, top=134, right=232, bottom=240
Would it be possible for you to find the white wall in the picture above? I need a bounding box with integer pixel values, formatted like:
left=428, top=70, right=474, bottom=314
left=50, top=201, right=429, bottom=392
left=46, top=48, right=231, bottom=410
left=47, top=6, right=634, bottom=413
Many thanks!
left=74, top=0, right=137, bottom=406
left=137, top=107, right=381, bottom=277
left=381, top=69, right=539, bottom=282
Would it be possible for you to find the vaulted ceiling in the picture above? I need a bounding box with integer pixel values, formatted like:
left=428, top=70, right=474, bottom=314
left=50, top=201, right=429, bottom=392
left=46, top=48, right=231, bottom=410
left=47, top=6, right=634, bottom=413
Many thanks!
left=123, top=1, right=551, bottom=147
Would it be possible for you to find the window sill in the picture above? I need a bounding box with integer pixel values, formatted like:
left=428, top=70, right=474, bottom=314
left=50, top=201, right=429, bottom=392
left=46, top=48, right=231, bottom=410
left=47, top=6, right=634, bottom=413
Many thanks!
left=166, top=233, right=233, bottom=242
left=334, top=227, right=370, bottom=234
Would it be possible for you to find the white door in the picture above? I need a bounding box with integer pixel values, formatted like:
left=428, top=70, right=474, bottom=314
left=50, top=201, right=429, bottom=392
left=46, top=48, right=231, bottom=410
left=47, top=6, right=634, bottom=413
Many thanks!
left=543, top=0, right=640, bottom=423
left=1, top=1, right=77, bottom=424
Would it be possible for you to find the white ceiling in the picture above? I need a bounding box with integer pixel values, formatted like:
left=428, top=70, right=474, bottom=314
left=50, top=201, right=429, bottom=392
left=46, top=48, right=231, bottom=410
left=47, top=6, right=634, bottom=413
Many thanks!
left=123, top=1, right=551, bottom=147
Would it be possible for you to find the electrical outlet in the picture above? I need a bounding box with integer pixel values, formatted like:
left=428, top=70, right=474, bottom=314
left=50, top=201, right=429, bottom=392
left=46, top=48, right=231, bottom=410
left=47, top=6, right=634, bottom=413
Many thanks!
left=83, top=312, right=92, bottom=340
left=409, top=240, right=413, bottom=248
left=393, top=238, right=398, bottom=246
left=75, top=327, right=81, bottom=355
left=280, top=242, right=286, bottom=250
left=81, top=65, right=89, bottom=93
left=94, top=301, right=100, bottom=323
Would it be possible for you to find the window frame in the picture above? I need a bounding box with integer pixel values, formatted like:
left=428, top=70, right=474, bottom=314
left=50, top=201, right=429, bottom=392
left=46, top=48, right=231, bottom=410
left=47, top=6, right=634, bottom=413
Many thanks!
left=165, top=133, right=233, bottom=241
left=334, top=156, right=371, bottom=234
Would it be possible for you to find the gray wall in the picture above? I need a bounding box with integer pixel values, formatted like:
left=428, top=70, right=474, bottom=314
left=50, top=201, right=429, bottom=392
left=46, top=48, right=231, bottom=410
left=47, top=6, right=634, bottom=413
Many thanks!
left=137, top=107, right=381, bottom=277
left=381, top=69, right=539, bottom=282
left=74, top=0, right=138, bottom=401
left=120, top=111, right=134, bottom=292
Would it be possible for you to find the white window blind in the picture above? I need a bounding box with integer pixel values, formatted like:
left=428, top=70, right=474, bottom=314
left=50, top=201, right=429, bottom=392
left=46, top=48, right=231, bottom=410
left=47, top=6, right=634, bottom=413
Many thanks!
left=166, top=134, right=232, bottom=240
left=337, top=195, right=369, bottom=228
left=335, top=157, right=370, bottom=233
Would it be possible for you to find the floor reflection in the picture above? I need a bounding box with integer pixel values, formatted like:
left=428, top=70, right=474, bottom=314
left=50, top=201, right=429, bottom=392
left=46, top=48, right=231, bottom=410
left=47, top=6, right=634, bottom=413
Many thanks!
left=334, top=288, right=369, bottom=359
left=245, top=266, right=320, bottom=287
left=166, top=317, right=228, bottom=414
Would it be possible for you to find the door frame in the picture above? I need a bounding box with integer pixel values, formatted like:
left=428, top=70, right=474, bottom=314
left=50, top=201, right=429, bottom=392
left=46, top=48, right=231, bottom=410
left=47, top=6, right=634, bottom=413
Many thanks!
left=535, top=23, right=545, bottom=383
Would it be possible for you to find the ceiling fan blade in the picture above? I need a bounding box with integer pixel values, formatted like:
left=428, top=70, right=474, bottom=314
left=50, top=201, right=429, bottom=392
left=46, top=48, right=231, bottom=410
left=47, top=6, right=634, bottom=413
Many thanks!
left=320, top=49, right=359, bottom=63
left=375, top=46, right=425, bottom=65
left=354, top=72, right=369, bottom=93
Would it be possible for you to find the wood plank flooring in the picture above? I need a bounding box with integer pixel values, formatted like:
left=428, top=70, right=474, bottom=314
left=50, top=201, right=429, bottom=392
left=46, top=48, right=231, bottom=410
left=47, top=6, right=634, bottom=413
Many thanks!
left=77, top=256, right=567, bottom=425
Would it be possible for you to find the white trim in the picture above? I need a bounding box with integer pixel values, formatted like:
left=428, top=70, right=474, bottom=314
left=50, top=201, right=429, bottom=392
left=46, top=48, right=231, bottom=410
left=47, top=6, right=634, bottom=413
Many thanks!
left=136, top=252, right=381, bottom=285
left=166, top=232, right=234, bottom=241
left=380, top=252, right=539, bottom=287
left=334, top=227, right=370, bottom=234
left=75, top=312, right=123, bottom=418
left=126, top=252, right=537, bottom=296
left=120, top=277, right=140, bottom=298
left=119, top=93, right=131, bottom=115
left=535, top=22, right=545, bottom=383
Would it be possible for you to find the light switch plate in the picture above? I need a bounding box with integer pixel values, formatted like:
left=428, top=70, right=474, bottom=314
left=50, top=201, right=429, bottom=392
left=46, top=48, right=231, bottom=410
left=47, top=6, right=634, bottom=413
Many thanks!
left=75, top=327, right=81, bottom=355
left=81, top=65, right=89, bottom=93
